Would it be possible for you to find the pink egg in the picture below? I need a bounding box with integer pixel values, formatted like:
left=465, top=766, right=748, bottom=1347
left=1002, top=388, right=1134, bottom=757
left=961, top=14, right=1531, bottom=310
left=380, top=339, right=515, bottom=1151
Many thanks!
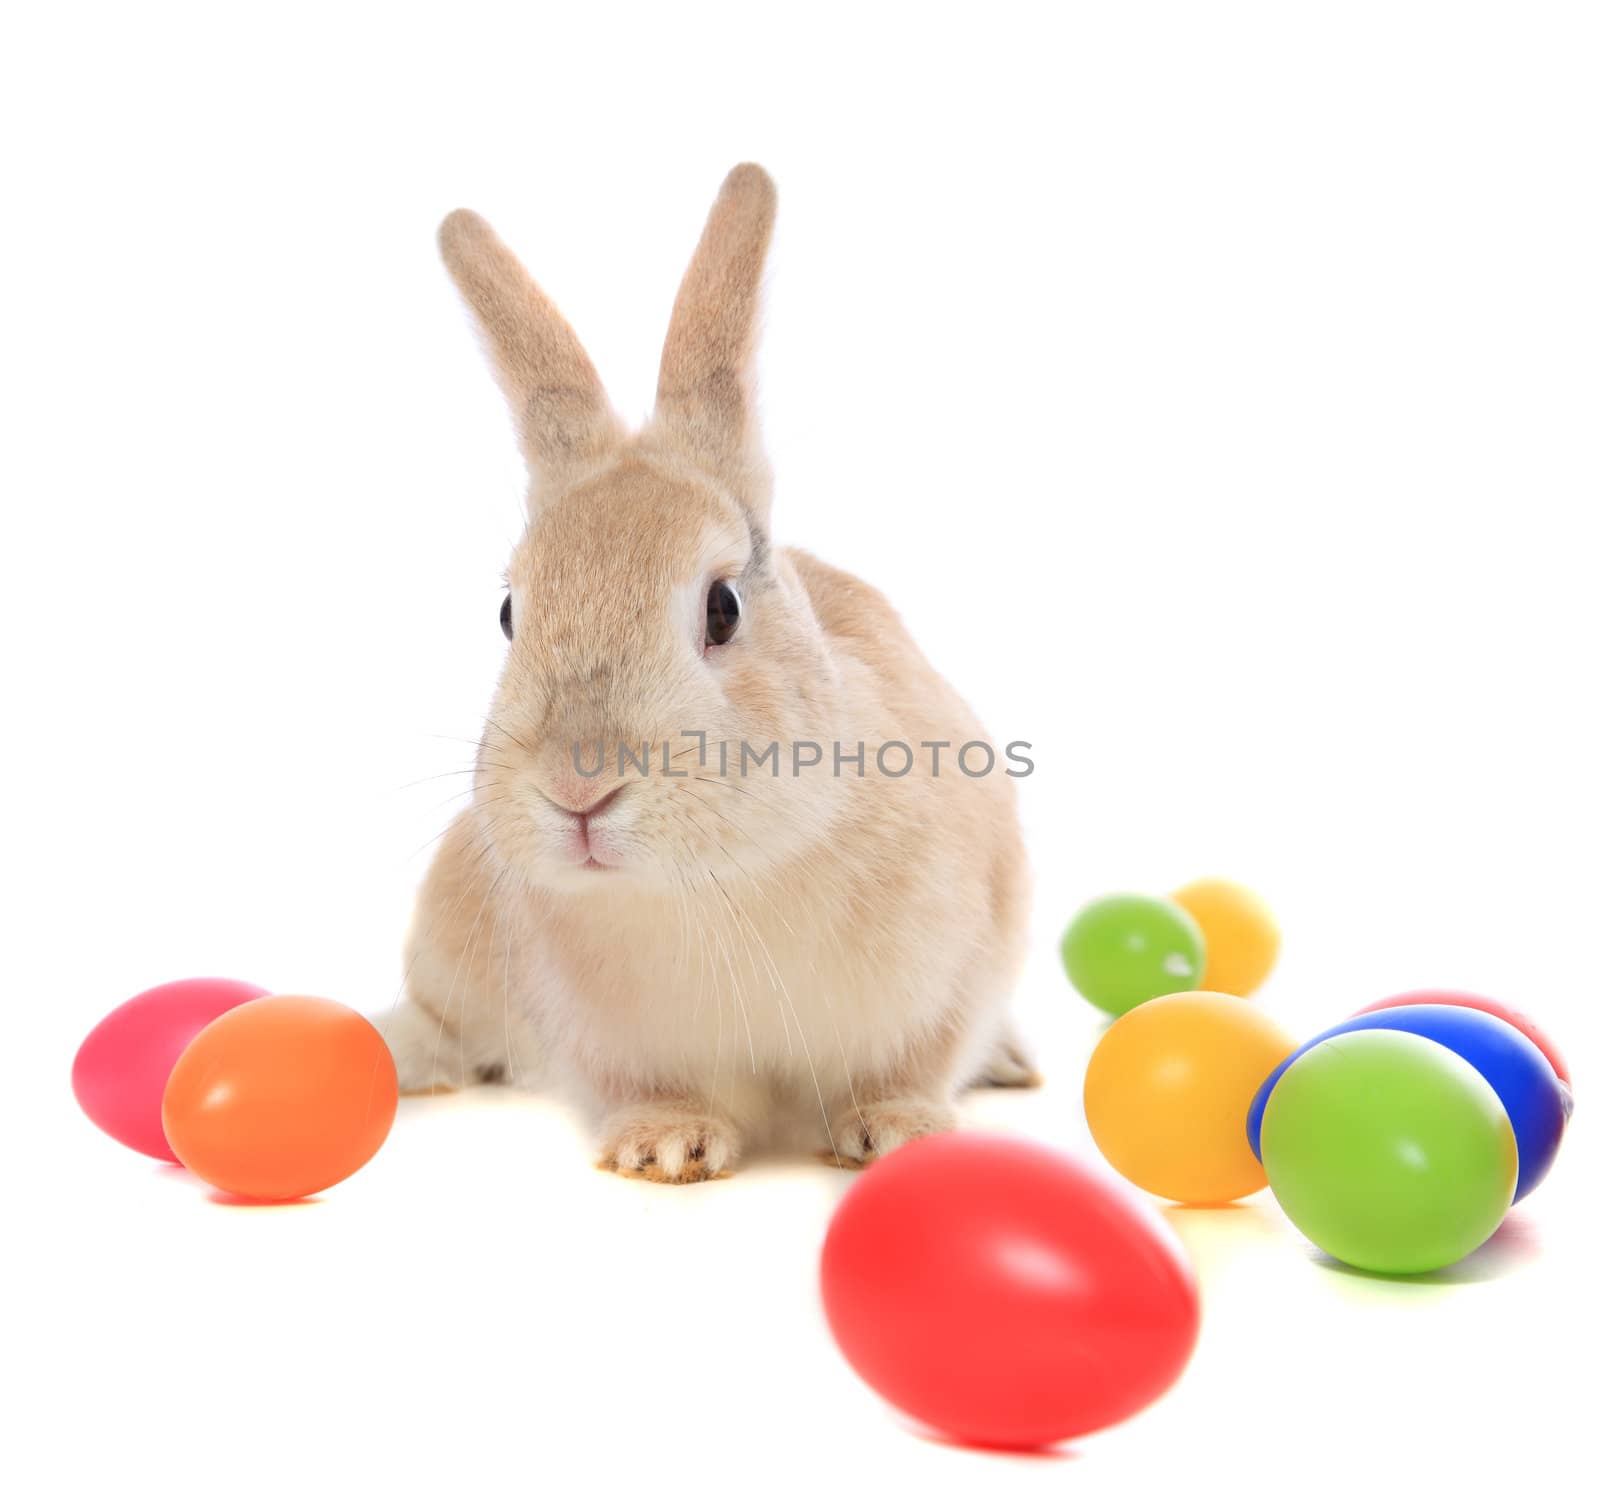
left=1354, top=988, right=1572, bottom=1089
left=72, top=978, right=270, bottom=1160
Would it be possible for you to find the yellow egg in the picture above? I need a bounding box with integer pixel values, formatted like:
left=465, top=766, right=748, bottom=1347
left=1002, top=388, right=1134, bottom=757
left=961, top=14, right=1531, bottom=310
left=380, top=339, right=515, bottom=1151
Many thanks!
left=1170, top=878, right=1281, bottom=997
left=1084, top=990, right=1297, bottom=1204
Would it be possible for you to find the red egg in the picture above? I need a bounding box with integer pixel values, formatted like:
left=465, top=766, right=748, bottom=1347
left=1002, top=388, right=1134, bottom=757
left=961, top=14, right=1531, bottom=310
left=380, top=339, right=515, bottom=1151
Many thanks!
left=820, top=1133, right=1200, bottom=1449
left=1354, top=988, right=1571, bottom=1088
left=71, top=977, right=270, bottom=1160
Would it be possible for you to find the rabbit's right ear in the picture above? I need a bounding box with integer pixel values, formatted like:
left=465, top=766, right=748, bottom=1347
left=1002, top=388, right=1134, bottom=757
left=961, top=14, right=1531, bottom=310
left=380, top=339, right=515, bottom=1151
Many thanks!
left=438, top=209, right=622, bottom=486
left=652, top=164, right=777, bottom=519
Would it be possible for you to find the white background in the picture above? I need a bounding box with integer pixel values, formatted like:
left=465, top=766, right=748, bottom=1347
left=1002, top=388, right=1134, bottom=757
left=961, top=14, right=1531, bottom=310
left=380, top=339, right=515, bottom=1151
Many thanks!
left=4, top=3, right=1597, bottom=1505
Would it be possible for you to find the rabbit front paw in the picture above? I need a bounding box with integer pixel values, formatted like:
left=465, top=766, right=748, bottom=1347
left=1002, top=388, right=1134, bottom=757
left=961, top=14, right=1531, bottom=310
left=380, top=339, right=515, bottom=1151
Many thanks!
left=599, top=1102, right=740, bottom=1183
left=829, top=1098, right=956, bottom=1168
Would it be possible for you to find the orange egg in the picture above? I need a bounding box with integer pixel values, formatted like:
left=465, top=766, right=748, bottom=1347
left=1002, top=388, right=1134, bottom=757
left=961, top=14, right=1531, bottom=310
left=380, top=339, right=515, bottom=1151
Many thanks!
left=1084, top=990, right=1296, bottom=1204
left=1171, top=877, right=1281, bottom=997
left=162, top=995, right=398, bottom=1201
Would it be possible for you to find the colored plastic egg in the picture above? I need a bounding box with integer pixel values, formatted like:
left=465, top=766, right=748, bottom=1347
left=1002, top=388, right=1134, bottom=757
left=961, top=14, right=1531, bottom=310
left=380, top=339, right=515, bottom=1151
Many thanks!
left=1246, top=1003, right=1566, bottom=1201
left=162, top=995, right=398, bottom=1201
left=1084, top=991, right=1297, bottom=1203
left=1355, top=988, right=1571, bottom=1088
left=820, top=1133, right=1199, bottom=1447
left=1261, top=1030, right=1516, bottom=1274
left=1060, top=893, right=1205, bottom=1017
left=1170, top=877, right=1280, bottom=996
left=71, top=977, right=270, bottom=1160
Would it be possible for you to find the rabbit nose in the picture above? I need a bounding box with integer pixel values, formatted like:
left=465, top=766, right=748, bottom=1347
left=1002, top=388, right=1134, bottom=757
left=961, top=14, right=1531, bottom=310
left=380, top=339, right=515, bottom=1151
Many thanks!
left=551, top=783, right=624, bottom=821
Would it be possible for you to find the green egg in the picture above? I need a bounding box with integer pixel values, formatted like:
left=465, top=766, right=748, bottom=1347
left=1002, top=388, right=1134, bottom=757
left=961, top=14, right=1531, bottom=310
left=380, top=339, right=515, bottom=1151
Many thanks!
left=1060, top=893, right=1206, bottom=1017
left=1261, top=1029, right=1517, bottom=1275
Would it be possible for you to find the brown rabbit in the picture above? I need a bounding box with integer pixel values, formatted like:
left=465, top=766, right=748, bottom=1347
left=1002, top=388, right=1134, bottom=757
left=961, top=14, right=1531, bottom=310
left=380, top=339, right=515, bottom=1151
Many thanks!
left=379, top=165, right=1035, bottom=1181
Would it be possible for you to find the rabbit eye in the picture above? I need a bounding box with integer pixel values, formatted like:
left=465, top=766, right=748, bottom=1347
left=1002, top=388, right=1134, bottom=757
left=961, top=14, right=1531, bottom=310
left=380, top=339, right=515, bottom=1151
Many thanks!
left=500, top=593, right=514, bottom=640
left=705, top=580, right=741, bottom=647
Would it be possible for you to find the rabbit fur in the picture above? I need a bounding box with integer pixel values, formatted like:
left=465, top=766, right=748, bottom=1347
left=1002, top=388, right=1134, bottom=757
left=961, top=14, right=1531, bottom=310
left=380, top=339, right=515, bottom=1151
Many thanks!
left=378, top=165, right=1034, bottom=1181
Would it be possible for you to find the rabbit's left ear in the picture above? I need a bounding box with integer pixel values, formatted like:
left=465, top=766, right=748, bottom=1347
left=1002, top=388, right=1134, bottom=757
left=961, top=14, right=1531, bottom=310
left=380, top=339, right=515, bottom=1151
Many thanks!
left=651, top=164, right=777, bottom=519
left=438, top=208, right=623, bottom=488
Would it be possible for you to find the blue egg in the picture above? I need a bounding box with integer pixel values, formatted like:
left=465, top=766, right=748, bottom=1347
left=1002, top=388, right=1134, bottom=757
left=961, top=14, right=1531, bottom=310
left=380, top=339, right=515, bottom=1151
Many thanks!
left=1246, top=1004, right=1568, bottom=1201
